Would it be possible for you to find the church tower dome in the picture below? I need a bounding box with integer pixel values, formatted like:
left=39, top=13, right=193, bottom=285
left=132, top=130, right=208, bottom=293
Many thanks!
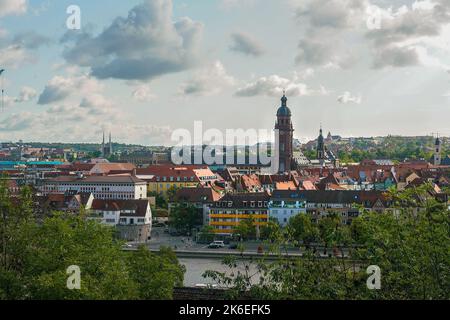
left=275, top=93, right=294, bottom=173
left=277, top=94, right=292, bottom=117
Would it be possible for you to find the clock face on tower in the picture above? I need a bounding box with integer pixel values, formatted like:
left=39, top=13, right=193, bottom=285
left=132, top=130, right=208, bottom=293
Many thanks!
left=275, top=94, right=294, bottom=173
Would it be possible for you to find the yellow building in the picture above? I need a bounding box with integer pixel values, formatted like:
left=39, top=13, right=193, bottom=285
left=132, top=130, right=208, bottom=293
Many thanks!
left=209, top=193, right=270, bottom=235
left=135, top=165, right=217, bottom=197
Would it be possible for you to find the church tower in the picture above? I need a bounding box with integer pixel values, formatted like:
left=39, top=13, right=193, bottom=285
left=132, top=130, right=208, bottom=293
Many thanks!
left=317, top=127, right=326, bottom=161
left=433, top=136, right=442, bottom=166
left=275, top=94, right=294, bottom=173
left=109, top=132, right=113, bottom=155
left=101, top=131, right=105, bottom=158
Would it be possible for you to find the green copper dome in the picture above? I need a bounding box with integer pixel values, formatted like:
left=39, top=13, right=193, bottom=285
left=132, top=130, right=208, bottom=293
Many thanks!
left=277, top=94, right=291, bottom=117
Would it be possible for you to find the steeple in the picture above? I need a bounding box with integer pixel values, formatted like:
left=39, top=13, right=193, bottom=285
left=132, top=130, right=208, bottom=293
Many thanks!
left=275, top=93, right=294, bottom=173
left=317, top=126, right=325, bottom=160
left=101, top=131, right=105, bottom=158
left=109, top=132, right=113, bottom=155
left=277, top=91, right=292, bottom=117
left=433, top=134, right=442, bottom=166
left=281, top=92, right=287, bottom=107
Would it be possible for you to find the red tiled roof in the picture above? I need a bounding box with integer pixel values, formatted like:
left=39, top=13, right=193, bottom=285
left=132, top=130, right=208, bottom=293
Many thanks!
left=136, top=165, right=201, bottom=182
left=241, top=174, right=262, bottom=191
left=91, top=199, right=150, bottom=217
left=175, top=187, right=223, bottom=203
left=275, top=181, right=297, bottom=191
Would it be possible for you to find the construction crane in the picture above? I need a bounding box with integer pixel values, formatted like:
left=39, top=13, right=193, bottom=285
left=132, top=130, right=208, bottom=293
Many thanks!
left=0, top=68, right=5, bottom=113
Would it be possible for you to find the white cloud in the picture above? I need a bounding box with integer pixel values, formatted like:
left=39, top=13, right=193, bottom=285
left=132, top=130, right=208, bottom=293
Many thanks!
left=291, top=0, right=450, bottom=69
left=0, top=44, right=33, bottom=68
left=229, top=32, right=265, bottom=57
left=0, top=0, right=27, bottom=17
left=235, top=74, right=329, bottom=97
left=179, top=61, right=235, bottom=96
left=337, top=91, right=362, bottom=104
left=61, top=0, right=203, bottom=81
left=132, top=85, right=157, bottom=102
left=38, top=74, right=103, bottom=105
left=0, top=86, right=37, bottom=108
left=15, top=86, right=37, bottom=103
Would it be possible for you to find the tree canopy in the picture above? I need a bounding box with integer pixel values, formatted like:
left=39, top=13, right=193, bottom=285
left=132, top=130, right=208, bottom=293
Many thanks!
left=0, top=180, right=184, bottom=300
left=205, top=186, right=450, bottom=300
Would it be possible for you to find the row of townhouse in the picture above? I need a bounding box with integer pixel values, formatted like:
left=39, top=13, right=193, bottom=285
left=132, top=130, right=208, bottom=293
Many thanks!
left=37, top=191, right=153, bottom=243
left=136, top=165, right=219, bottom=196
left=206, top=190, right=394, bottom=236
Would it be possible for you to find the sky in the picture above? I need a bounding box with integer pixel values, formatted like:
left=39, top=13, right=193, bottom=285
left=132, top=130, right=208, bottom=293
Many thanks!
left=0, top=0, right=449, bottom=146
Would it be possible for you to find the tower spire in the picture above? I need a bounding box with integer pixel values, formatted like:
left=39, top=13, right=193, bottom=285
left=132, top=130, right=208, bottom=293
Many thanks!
left=109, top=132, right=112, bottom=155
left=281, top=91, right=287, bottom=107
left=102, top=131, right=105, bottom=158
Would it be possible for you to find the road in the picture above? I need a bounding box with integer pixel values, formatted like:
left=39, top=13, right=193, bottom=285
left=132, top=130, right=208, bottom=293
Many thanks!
left=125, top=227, right=350, bottom=259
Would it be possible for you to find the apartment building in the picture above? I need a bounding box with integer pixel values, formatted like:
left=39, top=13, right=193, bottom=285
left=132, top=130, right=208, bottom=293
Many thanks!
left=209, top=192, right=270, bottom=235
left=269, top=191, right=307, bottom=226
left=40, top=175, right=147, bottom=200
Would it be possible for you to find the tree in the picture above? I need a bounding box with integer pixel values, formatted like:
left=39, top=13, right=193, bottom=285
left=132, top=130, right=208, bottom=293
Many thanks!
left=166, top=186, right=179, bottom=203
left=0, top=181, right=185, bottom=300
left=127, top=246, right=185, bottom=300
left=198, top=225, right=216, bottom=243
left=148, top=191, right=167, bottom=209
left=234, top=218, right=257, bottom=241
left=205, top=187, right=450, bottom=300
left=287, top=214, right=319, bottom=247
left=260, top=219, right=283, bottom=243
left=169, top=204, right=201, bottom=235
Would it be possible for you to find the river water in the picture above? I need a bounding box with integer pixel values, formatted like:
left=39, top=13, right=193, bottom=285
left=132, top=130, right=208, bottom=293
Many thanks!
left=179, top=257, right=259, bottom=288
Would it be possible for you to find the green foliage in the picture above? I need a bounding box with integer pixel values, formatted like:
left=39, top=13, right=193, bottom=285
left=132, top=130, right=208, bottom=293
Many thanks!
left=287, top=214, right=319, bottom=246
left=198, top=225, right=216, bottom=243
left=234, top=218, right=257, bottom=241
left=260, top=220, right=283, bottom=243
left=169, top=204, right=201, bottom=235
left=148, top=191, right=167, bottom=209
left=0, top=181, right=184, bottom=300
left=205, top=188, right=450, bottom=300
left=127, top=246, right=185, bottom=300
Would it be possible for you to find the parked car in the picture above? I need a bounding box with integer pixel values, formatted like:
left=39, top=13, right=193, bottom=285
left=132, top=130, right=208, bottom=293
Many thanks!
left=208, top=241, right=225, bottom=249
left=228, top=243, right=239, bottom=250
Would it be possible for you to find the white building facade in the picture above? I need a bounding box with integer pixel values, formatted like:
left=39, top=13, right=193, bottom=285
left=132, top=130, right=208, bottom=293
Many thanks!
left=269, top=192, right=307, bottom=226
left=90, top=199, right=152, bottom=242
left=41, top=176, right=147, bottom=200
